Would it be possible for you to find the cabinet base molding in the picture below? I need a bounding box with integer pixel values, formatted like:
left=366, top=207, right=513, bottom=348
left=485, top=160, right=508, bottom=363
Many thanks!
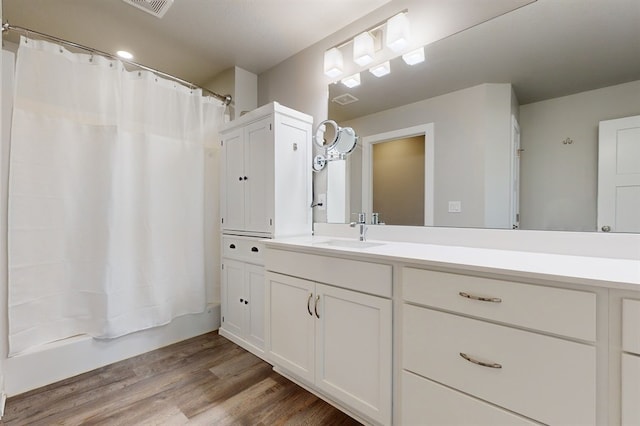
left=272, top=366, right=375, bottom=426
left=219, top=328, right=267, bottom=362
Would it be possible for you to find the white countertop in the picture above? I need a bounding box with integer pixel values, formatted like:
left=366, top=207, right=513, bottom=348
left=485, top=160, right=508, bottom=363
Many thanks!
left=265, top=236, right=640, bottom=291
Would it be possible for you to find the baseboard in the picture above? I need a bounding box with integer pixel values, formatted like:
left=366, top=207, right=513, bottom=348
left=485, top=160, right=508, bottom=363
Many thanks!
left=218, top=328, right=269, bottom=363
left=5, top=303, right=221, bottom=396
left=0, top=392, right=6, bottom=418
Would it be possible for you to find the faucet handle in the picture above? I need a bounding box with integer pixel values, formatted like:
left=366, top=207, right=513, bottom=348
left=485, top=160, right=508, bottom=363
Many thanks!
left=351, top=212, right=366, bottom=224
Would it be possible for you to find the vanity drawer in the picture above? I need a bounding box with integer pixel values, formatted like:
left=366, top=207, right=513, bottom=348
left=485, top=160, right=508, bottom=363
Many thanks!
left=222, top=236, right=266, bottom=265
left=622, top=299, right=640, bottom=354
left=265, top=248, right=392, bottom=298
left=402, top=304, right=596, bottom=425
left=402, top=267, right=596, bottom=341
left=401, top=370, right=539, bottom=425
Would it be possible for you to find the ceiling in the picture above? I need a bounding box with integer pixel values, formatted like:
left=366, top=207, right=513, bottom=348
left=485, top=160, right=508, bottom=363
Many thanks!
left=330, top=0, right=640, bottom=121
left=2, top=0, right=391, bottom=85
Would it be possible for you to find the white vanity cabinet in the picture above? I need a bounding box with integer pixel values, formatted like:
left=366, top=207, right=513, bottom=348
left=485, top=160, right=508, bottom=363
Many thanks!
left=220, top=236, right=267, bottom=358
left=219, top=102, right=312, bottom=237
left=265, top=249, right=393, bottom=426
left=401, top=267, right=598, bottom=425
left=621, top=298, right=640, bottom=425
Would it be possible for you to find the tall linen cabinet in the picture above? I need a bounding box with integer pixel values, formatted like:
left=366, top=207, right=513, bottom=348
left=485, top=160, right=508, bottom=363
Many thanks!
left=218, top=102, right=313, bottom=358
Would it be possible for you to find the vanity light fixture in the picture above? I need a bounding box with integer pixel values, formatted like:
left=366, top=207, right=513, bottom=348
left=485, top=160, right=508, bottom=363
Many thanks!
left=385, top=12, right=411, bottom=53
left=402, top=46, right=425, bottom=65
left=353, top=32, right=375, bottom=66
left=324, top=47, right=344, bottom=78
left=341, top=73, right=361, bottom=88
left=369, top=61, right=391, bottom=77
left=322, top=9, right=411, bottom=82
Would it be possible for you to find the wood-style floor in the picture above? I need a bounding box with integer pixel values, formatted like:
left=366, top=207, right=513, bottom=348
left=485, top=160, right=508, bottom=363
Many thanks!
left=1, top=331, right=362, bottom=425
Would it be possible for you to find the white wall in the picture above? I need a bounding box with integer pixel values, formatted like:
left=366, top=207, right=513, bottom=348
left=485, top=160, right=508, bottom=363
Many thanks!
left=204, top=67, right=257, bottom=122
left=520, top=80, right=640, bottom=231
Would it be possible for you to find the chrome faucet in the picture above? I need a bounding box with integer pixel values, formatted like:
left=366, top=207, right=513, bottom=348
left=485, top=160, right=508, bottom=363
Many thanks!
left=350, top=212, right=368, bottom=241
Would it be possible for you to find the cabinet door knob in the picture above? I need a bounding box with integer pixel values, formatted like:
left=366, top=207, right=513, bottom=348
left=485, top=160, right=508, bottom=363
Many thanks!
left=243, top=176, right=248, bottom=180
left=307, top=293, right=313, bottom=316
left=460, top=352, right=502, bottom=369
left=244, top=300, right=249, bottom=305
left=239, top=298, right=244, bottom=303
left=459, top=291, right=502, bottom=303
left=314, top=295, right=320, bottom=319
left=229, top=244, right=236, bottom=249
left=251, top=246, right=259, bottom=253
left=238, top=177, right=243, bottom=181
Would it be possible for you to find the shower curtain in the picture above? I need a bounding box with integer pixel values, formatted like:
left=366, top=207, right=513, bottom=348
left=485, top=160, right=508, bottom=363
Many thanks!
left=7, top=36, right=224, bottom=356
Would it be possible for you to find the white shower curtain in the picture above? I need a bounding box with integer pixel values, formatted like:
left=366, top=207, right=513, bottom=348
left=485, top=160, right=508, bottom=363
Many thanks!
left=8, top=36, right=224, bottom=355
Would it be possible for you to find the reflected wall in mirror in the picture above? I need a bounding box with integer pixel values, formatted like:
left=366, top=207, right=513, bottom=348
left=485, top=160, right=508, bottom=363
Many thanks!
left=326, top=0, right=640, bottom=232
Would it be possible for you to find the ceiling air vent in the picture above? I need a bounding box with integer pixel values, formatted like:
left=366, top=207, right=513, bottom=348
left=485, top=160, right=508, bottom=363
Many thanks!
left=122, top=0, right=174, bottom=18
left=332, top=93, right=359, bottom=106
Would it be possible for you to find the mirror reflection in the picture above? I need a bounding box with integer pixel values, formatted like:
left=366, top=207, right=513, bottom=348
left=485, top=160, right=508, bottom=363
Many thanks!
left=327, top=0, right=640, bottom=232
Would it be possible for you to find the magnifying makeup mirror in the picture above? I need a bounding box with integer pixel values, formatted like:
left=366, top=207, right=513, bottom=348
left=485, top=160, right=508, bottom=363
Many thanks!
left=313, top=119, right=359, bottom=171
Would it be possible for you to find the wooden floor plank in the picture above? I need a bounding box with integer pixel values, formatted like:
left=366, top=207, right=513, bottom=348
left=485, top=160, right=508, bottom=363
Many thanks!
left=1, top=331, right=361, bottom=426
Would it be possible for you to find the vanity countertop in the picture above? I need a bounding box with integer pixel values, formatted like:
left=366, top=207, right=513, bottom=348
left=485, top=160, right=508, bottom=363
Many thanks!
left=264, top=236, right=640, bottom=291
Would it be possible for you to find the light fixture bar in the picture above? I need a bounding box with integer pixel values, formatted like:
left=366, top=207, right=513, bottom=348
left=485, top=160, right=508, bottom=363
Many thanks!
left=327, top=9, right=408, bottom=51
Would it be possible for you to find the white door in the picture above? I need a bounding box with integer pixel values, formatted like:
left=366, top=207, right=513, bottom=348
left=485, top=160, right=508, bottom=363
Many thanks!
left=221, top=259, right=245, bottom=337
left=244, top=263, right=265, bottom=349
left=244, top=117, right=272, bottom=234
left=622, top=353, right=640, bottom=426
left=315, top=283, right=392, bottom=425
left=510, top=116, right=521, bottom=229
left=598, top=115, right=640, bottom=232
left=221, top=128, right=245, bottom=231
left=267, top=272, right=315, bottom=383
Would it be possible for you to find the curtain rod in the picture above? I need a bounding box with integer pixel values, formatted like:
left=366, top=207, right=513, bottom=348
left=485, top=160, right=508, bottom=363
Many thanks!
left=2, top=22, right=232, bottom=106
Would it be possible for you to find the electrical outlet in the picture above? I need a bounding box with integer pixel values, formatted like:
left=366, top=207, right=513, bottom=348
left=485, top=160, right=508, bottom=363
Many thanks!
left=448, top=201, right=462, bottom=213
left=317, top=193, right=326, bottom=211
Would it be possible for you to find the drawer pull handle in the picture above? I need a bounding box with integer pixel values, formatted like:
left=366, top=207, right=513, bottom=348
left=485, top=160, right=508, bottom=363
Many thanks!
left=314, top=295, right=320, bottom=319
left=307, top=293, right=313, bottom=316
left=251, top=246, right=259, bottom=252
left=459, top=292, right=502, bottom=303
left=229, top=244, right=236, bottom=249
left=459, top=352, right=502, bottom=369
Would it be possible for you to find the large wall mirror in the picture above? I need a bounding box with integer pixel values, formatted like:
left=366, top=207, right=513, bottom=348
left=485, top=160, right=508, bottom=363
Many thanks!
left=327, top=0, right=640, bottom=233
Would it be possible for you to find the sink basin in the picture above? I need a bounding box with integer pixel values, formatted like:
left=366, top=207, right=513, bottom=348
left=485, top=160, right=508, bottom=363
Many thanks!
left=323, top=239, right=385, bottom=249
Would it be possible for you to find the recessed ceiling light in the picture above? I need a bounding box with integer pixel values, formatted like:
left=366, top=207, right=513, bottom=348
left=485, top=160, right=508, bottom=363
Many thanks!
left=116, top=50, right=134, bottom=60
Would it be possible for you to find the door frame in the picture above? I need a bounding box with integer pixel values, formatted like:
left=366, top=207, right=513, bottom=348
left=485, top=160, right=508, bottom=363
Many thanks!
left=361, top=123, right=435, bottom=226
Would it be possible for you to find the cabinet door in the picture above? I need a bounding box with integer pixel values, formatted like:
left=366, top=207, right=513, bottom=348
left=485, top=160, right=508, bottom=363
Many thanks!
left=267, top=272, right=315, bottom=383
left=244, top=263, right=265, bottom=349
left=221, top=259, right=245, bottom=337
left=244, top=117, right=273, bottom=234
left=221, top=128, right=245, bottom=231
left=315, top=283, right=392, bottom=426
left=622, top=353, right=640, bottom=426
